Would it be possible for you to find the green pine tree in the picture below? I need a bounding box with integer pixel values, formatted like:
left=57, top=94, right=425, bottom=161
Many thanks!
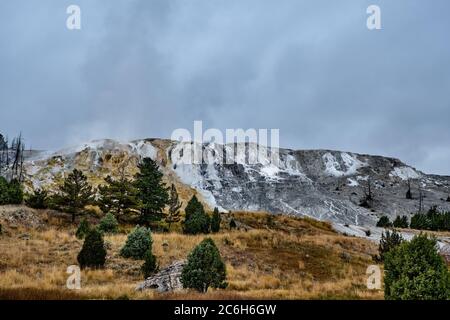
left=183, top=195, right=210, bottom=234
left=134, top=158, right=169, bottom=226
left=59, top=169, right=95, bottom=223
left=77, top=228, right=107, bottom=269
left=98, top=173, right=138, bottom=219
left=181, top=238, right=227, bottom=293
left=184, top=195, right=202, bottom=221
left=384, top=234, right=450, bottom=300
left=211, top=207, right=221, bottom=233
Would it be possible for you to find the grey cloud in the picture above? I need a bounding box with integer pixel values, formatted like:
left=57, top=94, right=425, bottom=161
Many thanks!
left=0, top=0, right=449, bottom=174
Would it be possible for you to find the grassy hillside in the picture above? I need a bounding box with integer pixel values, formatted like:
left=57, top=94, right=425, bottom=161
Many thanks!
left=0, top=206, right=382, bottom=300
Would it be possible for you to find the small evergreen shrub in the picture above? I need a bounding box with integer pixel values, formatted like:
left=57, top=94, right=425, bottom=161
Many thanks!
left=141, top=250, right=158, bottom=279
left=393, top=215, right=409, bottom=229
left=98, top=213, right=119, bottom=234
left=210, top=207, right=221, bottom=233
left=0, top=177, right=23, bottom=205
left=76, top=218, right=91, bottom=239
left=120, top=226, right=152, bottom=259
left=181, top=238, right=227, bottom=293
left=25, top=189, right=48, bottom=209
left=376, top=216, right=392, bottom=228
left=377, top=229, right=403, bottom=262
left=229, top=219, right=237, bottom=230
left=77, top=228, right=107, bottom=269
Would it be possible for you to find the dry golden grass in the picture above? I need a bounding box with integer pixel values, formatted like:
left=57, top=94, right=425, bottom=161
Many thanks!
left=0, top=208, right=383, bottom=300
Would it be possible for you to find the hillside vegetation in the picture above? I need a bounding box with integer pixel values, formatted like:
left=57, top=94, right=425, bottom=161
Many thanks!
left=0, top=206, right=381, bottom=300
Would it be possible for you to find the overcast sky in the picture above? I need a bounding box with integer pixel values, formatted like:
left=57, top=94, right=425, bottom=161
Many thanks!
left=1, top=0, right=449, bottom=175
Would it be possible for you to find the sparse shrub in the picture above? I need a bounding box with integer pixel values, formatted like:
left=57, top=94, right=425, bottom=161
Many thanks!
left=384, top=234, right=450, bottom=300
left=210, top=207, right=221, bottom=233
left=376, top=216, right=392, bottom=228
left=120, top=226, right=152, bottom=259
left=181, top=238, right=227, bottom=293
left=377, top=229, right=403, bottom=262
left=75, top=218, right=91, bottom=239
left=393, top=216, right=408, bottom=229
left=25, top=189, right=48, bottom=209
left=141, top=250, right=158, bottom=279
left=98, top=213, right=119, bottom=234
left=266, top=214, right=275, bottom=228
left=0, top=177, right=23, bottom=205
left=229, top=219, right=237, bottom=230
left=365, top=229, right=371, bottom=237
left=77, top=228, right=107, bottom=269
left=340, top=252, right=351, bottom=263
left=410, top=213, right=429, bottom=230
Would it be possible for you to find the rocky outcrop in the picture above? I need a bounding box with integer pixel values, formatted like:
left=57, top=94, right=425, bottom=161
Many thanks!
left=0, top=205, right=43, bottom=229
left=136, top=260, right=186, bottom=292
left=22, top=138, right=450, bottom=227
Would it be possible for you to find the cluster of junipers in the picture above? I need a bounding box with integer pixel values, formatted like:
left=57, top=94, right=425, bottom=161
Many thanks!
left=393, top=216, right=409, bottom=228
left=181, top=238, right=227, bottom=292
left=376, top=215, right=409, bottom=228
left=376, top=216, right=392, bottom=228
left=377, top=207, right=450, bottom=232
left=97, top=158, right=175, bottom=228
left=0, top=177, right=23, bottom=205
left=410, top=206, right=450, bottom=231
left=384, top=234, right=450, bottom=300
left=182, top=196, right=222, bottom=235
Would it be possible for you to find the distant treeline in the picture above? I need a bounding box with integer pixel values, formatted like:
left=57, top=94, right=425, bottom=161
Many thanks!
left=377, top=205, right=450, bottom=232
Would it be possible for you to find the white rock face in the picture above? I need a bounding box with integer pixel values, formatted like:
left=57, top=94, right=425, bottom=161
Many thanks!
left=18, top=138, right=450, bottom=227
